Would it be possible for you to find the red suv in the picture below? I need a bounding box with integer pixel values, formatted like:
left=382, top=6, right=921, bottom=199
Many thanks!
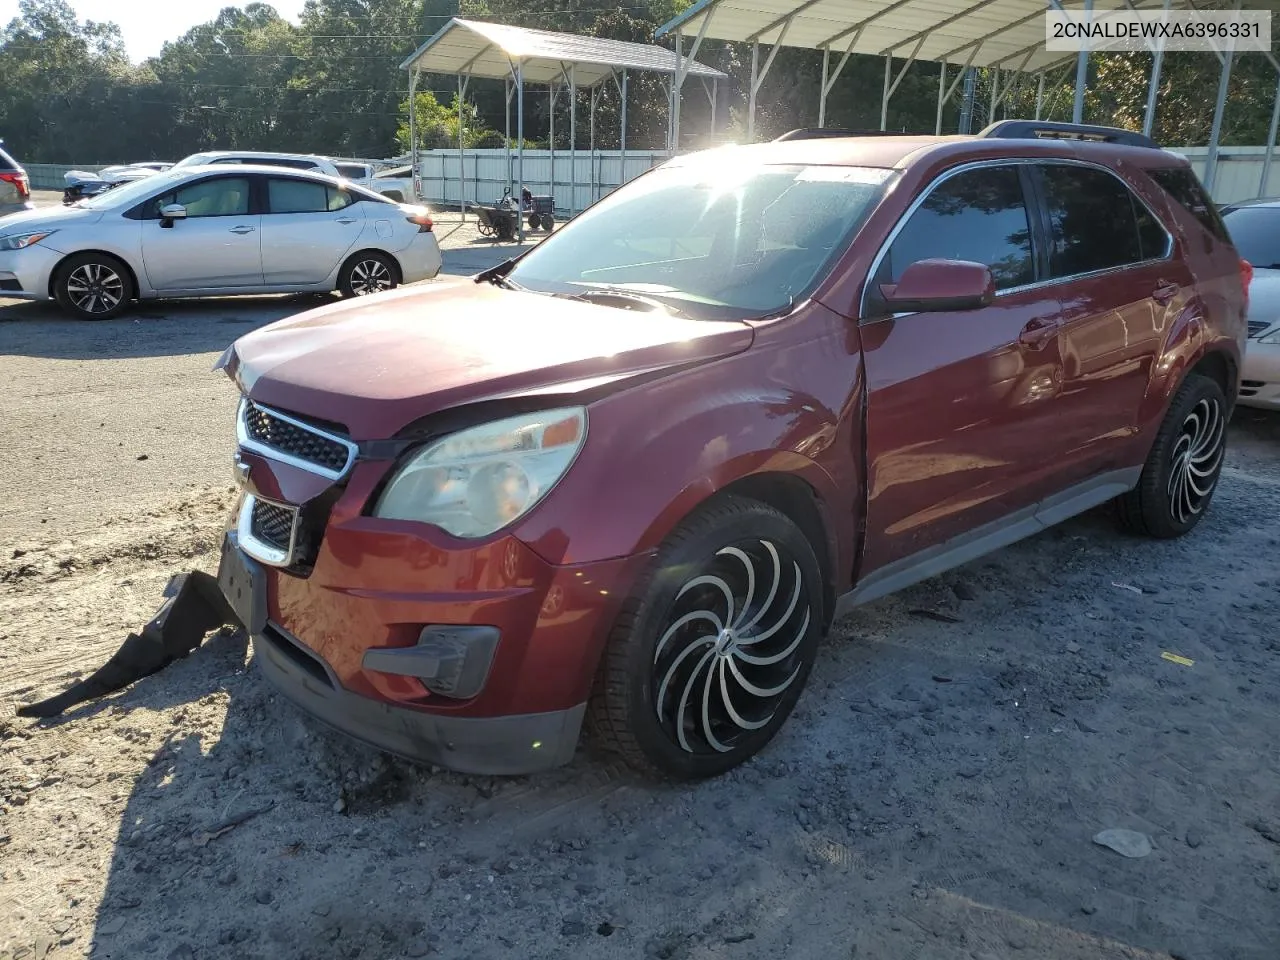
left=215, top=121, right=1246, bottom=780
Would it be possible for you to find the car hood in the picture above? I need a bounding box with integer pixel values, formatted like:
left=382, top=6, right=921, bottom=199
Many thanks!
left=0, top=205, right=102, bottom=235
left=228, top=280, right=755, bottom=440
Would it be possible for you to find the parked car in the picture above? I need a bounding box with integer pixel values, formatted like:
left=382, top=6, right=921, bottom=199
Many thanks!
left=0, top=165, right=440, bottom=319
left=213, top=121, right=1246, bottom=780
left=176, top=151, right=417, bottom=203
left=0, top=140, right=34, bottom=218
left=1220, top=197, right=1280, bottom=410
left=62, top=162, right=170, bottom=205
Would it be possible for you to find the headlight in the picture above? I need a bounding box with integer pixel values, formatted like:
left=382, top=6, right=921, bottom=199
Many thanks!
left=0, top=231, right=54, bottom=250
left=373, top=407, right=587, bottom=538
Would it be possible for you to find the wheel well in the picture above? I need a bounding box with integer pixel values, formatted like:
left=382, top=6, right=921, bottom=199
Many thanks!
left=713, top=473, right=837, bottom=630
left=1190, top=350, right=1237, bottom=405
left=341, top=248, right=402, bottom=285
left=48, top=250, right=139, bottom=300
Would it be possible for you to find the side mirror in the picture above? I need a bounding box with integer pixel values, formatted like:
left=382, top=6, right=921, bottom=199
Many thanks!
left=878, top=259, right=995, bottom=313
left=159, top=203, right=187, bottom=228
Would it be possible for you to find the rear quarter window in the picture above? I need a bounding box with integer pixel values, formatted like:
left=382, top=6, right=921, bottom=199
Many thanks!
left=1147, top=167, right=1230, bottom=243
left=0, top=147, right=18, bottom=171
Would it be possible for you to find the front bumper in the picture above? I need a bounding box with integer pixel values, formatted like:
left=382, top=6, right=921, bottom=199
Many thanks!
left=253, top=621, right=586, bottom=774
left=0, top=242, right=63, bottom=301
left=1240, top=339, right=1280, bottom=411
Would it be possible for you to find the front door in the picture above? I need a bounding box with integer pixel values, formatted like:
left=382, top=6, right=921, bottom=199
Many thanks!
left=259, top=177, right=363, bottom=284
left=859, top=163, right=1068, bottom=577
left=1031, top=161, right=1184, bottom=484
left=140, top=175, right=262, bottom=290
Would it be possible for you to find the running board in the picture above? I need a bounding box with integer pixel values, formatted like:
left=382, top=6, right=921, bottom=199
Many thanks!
left=835, top=468, right=1140, bottom=615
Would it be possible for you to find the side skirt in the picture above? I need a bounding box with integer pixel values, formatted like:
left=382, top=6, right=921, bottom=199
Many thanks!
left=835, top=467, right=1141, bottom=616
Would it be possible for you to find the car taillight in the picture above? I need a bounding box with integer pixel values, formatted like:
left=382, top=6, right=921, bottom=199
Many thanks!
left=406, top=212, right=433, bottom=233
left=1240, top=258, right=1253, bottom=306
left=0, top=172, right=29, bottom=200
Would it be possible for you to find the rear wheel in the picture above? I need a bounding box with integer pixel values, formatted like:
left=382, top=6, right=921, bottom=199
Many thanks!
left=589, top=497, right=823, bottom=779
left=53, top=252, right=133, bottom=320
left=1116, top=373, right=1228, bottom=538
left=527, top=213, right=542, bottom=231
left=542, top=214, right=556, bottom=232
left=338, top=252, right=398, bottom=298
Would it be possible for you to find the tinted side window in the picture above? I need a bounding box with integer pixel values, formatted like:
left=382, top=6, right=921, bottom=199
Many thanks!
left=1039, top=165, right=1156, bottom=276
left=0, top=147, right=18, bottom=171
left=151, top=177, right=251, bottom=218
left=1148, top=167, right=1230, bottom=242
left=1134, top=201, right=1170, bottom=261
left=883, top=166, right=1033, bottom=291
left=268, top=178, right=328, bottom=213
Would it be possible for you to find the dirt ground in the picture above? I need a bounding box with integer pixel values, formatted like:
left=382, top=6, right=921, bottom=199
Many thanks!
left=1, top=230, right=1279, bottom=960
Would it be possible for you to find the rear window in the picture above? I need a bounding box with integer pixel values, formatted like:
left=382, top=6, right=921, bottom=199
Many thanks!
left=334, top=163, right=367, bottom=179
left=0, top=146, right=18, bottom=171
left=1221, top=206, right=1280, bottom=268
left=1148, top=167, right=1230, bottom=243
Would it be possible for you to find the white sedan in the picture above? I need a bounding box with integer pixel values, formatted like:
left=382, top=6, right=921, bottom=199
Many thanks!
left=1222, top=199, right=1280, bottom=411
left=0, top=165, right=441, bottom=320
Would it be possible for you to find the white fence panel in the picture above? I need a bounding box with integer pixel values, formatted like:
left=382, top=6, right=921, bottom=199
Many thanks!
left=1164, top=147, right=1275, bottom=204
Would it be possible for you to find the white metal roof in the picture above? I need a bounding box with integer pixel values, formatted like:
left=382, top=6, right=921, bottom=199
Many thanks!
left=656, top=0, right=1193, bottom=75
left=401, top=18, right=728, bottom=87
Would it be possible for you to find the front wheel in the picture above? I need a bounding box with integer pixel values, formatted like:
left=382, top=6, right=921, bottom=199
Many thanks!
left=338, top=252, right=398, bottom=298
left=53, top=252, right=133, bottom=320
left=589, top=497, right=824, bottom=780
left=1116, top=373, right=1228, bottom=538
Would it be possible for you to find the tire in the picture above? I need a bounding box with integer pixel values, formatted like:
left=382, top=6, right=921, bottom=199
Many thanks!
left=338, top=251, right=398, bottom=298
left=588, top=496, right=824, bottom=780
left=527, top=213, right=542, bottom=231
left=53, top=252, right=133, bottom=320
left=542, top=214, right=555, bottom=232
left=1116, top=373, right=1228, bottom=538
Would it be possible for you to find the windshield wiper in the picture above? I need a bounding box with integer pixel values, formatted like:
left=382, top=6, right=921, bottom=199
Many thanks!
left=557, top=287, right=690, bottom=318
left=475, top=257, right=523, bottom=289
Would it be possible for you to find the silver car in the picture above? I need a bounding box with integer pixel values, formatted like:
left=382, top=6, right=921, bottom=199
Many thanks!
left=1222, top=199, right=1280, bottom=411
left=0, top=165, right=442, bottom=320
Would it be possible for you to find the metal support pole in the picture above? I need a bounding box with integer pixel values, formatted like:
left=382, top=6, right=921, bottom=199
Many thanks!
left=881, top=54, right=891, bottom=131
left=505, top=77, right=512, bottom=192
left=1035, top=72, right=1045, bottom=119
left=1261, top=72, right=1280, bottom=197
left=517, top=61, right=525, bottom=244
left=548, top=82, right=556, bottom=213
left=409, top=67, right=419, bottom=201
left=1203, top=47, right=1234, bottom=198
left=936, top=61, right=947, bottom=135
left=569, top=64, right=576, bottom=217
left=1073, top=0, right=1092, bottom=124
left=710, top=79, right=718, bottom=137
left=590, top=84, right=598, bottom=204
left=988, top=66, right=999, bottom=125
left=457, top=73, right=466, bottom=218
left=820, top=46, right=830, bottom=127
left=621, top=69, right=628, bottom=155
left=672, top=28, right=682, bottom=152
left=1143, top=0, right=1172, bottom=136
left=748, top=42, right=760, bottom=141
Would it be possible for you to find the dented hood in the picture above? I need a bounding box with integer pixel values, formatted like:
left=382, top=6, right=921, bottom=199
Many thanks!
left=228, top=279, right=754, bottom=440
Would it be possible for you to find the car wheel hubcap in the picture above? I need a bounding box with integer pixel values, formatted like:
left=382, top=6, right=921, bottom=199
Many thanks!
left=652, top=539, right=810, bottom=755
left=65, top=263, right=123, bottom=314
left=1167, top=396, right=1224, bottom=524
left=350, top=259, right=392, bottom=295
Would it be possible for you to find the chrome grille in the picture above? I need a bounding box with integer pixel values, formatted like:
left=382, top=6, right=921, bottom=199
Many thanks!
left=1248, top=320, right=1270, bottom=338
left=239, top=400, right=353, bottom=477
left=251, top=499, right=296, bottom=553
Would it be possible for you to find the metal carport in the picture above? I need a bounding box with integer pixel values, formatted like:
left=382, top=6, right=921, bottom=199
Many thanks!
left=656, top=0, right=1280, bottom=199
left=400, top=18, right=728, bottom=241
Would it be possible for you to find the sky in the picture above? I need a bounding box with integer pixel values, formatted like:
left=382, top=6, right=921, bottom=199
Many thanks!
left=0, top=0, right=310, bottom=62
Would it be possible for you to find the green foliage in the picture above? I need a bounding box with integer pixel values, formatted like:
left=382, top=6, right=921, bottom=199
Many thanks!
left=1, top=0, right=1278, bottom=163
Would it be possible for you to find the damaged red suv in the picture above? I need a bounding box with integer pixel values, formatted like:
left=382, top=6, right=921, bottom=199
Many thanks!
left=215, top=121, right=1246, bottom=779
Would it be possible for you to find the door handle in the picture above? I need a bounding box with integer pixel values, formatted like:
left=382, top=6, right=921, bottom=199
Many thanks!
left=229, top=225, right=256, bottom=235
left=1018, top=316, right=1058, bottom=349
left=1152, top=280, right=1179, bottom=304
left=336, top=217, right=357, bottom=225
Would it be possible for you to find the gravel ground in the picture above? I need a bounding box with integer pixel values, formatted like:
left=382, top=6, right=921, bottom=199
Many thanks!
left=1, top=232, right=1278, bottom=960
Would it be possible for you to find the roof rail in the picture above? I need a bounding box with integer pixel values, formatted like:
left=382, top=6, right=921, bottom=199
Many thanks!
left=772, top=128, right=898, bottom=142
left=979, top=120, right=1159, bottom=150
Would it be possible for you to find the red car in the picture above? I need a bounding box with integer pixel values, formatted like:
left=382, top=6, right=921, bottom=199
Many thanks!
left=215, top=121, right=1247, bottom=780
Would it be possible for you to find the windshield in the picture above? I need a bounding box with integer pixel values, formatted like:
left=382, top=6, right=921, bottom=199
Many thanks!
left=78, top=171, right=186, bottom=209
left=173, top=154, right=212, bottom=168
left=1222, top=205, right=1280, bottom=268
left=507, top=158, right=895, bottom=320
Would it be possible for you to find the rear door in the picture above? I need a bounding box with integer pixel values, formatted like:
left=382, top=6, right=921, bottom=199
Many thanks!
left=140, top=174, right=262, bottom=290
left=259, top=176, right=364, bottom=284
left=859, top=163, right=1069, bottom=574
left=1028, top=161, right=1180, bottom=484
